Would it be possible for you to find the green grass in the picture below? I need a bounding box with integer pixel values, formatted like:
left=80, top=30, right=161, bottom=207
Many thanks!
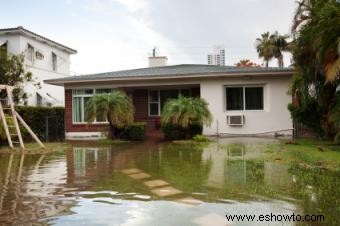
left=266, top=139, right=340, bottom=171
left=0, top=142, right=71, bottom=154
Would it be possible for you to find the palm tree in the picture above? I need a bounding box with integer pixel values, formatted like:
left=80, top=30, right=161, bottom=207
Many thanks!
left=291, top=0, right=316, bottom=33
left=255, top=32, right=275, bottom=67
left=85, top=91, right=134, bottom=139
left=291, top=0, right=339, bottom=82
left=270, top=31, right=289, bottom=68
left=161, top=96, right=212, bottom=129
left=289, top=0, right=340, bottom=141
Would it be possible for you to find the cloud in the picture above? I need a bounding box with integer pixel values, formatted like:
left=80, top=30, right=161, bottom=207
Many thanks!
left=68, top=0, right=194, bottom=74
left=66, top=0, right=296, bottom=74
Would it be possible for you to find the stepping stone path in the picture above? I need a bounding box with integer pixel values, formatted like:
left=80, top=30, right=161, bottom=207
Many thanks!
left=121, top=168, right=203, bottom=206
left=150, top=186, right=183, bottom=197
left=144, top=179, right=169, bottom=188
left=174, top=196, right=203, bottom=206
left=121, top=168, right=142, bottom=174
left=128, top=172, right=151, bottom=180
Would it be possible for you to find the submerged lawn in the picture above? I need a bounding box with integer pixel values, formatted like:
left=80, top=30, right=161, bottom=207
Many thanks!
left=0, top=142, right=71, bottom=154
left=0, top=139, right=130, bottom=154
left=1, top=138, right=339, bottom=172
left=0, top=137, right=339, bottom=225
left=265, top=139, right=340, bottom=172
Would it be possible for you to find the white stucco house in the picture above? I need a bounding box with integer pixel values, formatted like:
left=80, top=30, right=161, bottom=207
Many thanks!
left=0, top=26, right=77, bottom=106
left=45, top=56, right=294, bottom=139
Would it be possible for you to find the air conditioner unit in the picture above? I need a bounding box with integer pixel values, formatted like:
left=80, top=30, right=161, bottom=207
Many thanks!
left=227, top=115, right=245, bottom=126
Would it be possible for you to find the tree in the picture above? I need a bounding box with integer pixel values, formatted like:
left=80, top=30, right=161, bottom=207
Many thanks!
left=291, top=0, right=317, bottom=33
left=255, top=31, right=289, bottom=68
left=235, top=59, right=261, bottom=68
left=84, top=91, right=135, bottom=139
left=289, top=0, right=340, bottom=141
left=270, top=31, right=289, bottom=68
left=255, top=32, right=275, bottom=67
left=161, top=96, right=212, bottom=128
left=0, top=48, right=36, bottom=104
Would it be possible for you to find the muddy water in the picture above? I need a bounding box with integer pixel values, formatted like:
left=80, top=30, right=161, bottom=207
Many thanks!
left=0, top=138, right=338, bottom=225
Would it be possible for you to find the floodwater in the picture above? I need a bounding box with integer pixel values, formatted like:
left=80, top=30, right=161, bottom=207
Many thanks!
left=0, top=138, right=338, bottom=226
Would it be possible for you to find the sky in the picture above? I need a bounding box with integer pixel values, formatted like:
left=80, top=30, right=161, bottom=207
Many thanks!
left=0, top=0, right=296, bottom=75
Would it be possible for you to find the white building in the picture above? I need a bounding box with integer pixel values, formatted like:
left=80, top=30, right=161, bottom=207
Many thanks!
left=207, top=45, right=225, bottom=66
left=0, top=26, right=77, bottom=106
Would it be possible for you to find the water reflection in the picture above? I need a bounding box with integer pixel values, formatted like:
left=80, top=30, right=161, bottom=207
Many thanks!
left=0, top=139, right=338, bottom=225
left=0, top=153, right=75, bottom=225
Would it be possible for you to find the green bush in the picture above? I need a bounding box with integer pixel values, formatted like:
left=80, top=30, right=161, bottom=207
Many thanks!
left=162, top=123, right=203, bottom=140
left=162, top=124, right=186, bottom=140
left=0, top=114, right=28, bottom=143
left=15, top=106, right=65, bottom=141
left=189, top=123, right=203, bottom=137
left=115, top=122, right=146, bottom=141
left=192, top=134, right=210, bottom=142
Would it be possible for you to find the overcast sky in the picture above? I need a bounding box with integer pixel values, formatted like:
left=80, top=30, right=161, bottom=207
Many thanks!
left=1, top=0, right=296, bottom=75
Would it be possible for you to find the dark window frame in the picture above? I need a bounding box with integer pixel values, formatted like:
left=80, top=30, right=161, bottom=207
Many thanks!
left=225, top=86, right=264, bottom=111
left=52, top=52, right=57, bottom=71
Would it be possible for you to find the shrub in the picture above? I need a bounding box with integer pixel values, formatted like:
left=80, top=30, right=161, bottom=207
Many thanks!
left=0, top=114, right=28, bottom=141
left=162, top=123, right=203, bottom=140
left=115, top=122, right=146, bottom=141
left=161, top=96, right=212, bottom=128
left=162, top=123, right=186, bottom=140
left=85, top=91, right=134, bottom=139
left=192, top=134, right=210, bottom=142
left=188, top=123, right=203, bottom=137
left=15, top=106, right=65, bottom=141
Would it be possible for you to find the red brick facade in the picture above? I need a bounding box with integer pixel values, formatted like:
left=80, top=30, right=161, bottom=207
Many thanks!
left=65, top=89, right=108, bottom=132
left=65, top=87, right=200, bottom=133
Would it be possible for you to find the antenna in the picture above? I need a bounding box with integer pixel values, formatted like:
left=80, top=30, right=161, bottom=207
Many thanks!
left=152, top=47, right=158, bottom=57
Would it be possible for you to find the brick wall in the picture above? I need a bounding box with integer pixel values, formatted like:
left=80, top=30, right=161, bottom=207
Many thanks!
left=132, top=89, right=160, bottom=131
left=65, top=87, right=200, bottom=133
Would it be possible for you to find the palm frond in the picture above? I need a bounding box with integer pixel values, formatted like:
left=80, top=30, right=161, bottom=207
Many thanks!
left=84, top=91, right=134, bottom=127
left=161, top=96, right=212, bottom=128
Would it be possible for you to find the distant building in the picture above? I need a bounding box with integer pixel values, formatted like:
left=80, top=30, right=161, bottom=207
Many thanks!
left=0, top=26, right=77, bottom=106
left=207, top=45, right=225, bottom=66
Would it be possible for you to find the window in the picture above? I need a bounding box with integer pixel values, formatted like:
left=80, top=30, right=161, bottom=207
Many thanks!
left=226, top=87, right=243, bottom=110
left=245, top=87, right=263, bottom=110
left=148, top=89, right=192, bottom=116
left=72, top=89, right=93, bottom=123
left=226, top=86, right=264, bottom=111
left=36, top=93, right=42, bottom=106
left=72, top=89, right=115, bottom=123
left=52, top=52, right=57, bottom=71
left=27, top=44, right=34, bottom=62
left=35, top=51, right=44, bottom=60
left=149, top=90, right=160, bottom=116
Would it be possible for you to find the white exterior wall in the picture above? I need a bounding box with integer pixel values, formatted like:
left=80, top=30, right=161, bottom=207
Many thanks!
left=0, top=33, right=72, bottom=106
left=62, top=74, right=293, bottom=137
left=200, top=75, right=293, bottom=136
